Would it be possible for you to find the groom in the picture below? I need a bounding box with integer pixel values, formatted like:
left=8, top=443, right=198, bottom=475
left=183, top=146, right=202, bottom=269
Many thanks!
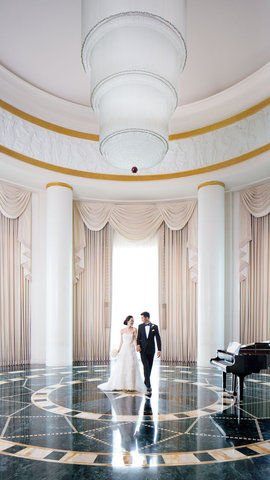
left=137, top=311, right=161, bottom=394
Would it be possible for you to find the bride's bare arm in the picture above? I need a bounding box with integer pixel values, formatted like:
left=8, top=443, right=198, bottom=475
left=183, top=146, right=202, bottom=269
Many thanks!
left=133, top=328, right=138, bottom=348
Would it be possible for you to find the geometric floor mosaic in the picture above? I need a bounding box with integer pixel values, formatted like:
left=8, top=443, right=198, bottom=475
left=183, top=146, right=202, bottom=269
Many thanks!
left=1, top=363, right=270, bottom=479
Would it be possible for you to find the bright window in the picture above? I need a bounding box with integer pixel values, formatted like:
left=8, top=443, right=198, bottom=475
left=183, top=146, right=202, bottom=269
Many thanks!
left=111, top=231, right=159, bottom=350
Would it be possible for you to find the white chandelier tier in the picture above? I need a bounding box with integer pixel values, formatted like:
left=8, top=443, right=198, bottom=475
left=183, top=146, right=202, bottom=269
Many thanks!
left=81, top=0, right=187, bottom=170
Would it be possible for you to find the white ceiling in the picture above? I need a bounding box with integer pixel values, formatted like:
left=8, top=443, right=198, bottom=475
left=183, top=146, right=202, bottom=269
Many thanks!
left=0, top=0, right=269, bottom=201
left=0, top=0, right=270, bottom=108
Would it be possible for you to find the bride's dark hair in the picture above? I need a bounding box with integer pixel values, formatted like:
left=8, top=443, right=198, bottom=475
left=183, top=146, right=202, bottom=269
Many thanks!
left=124, top=315, right=133, bottom=325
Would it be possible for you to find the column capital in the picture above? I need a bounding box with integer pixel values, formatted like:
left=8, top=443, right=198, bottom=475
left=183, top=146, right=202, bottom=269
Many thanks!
left=46, top=182, right=73, bottom=190
left=198, top=181, right=225, bottom=191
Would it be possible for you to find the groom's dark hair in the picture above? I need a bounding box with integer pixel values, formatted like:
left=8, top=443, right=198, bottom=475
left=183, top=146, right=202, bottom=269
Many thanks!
left=141, top=311, right=150, bottom=319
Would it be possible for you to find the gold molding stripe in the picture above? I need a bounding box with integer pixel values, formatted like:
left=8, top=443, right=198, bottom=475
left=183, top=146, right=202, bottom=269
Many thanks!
left=46, top=182, right=73, bottom=190
left=198, top=181, right=225, bottom=190
left=1, top=97, right=269, bottom=141
left=1, top=143, right=269, bottom=182
left=169, top=98, right=270, bottom=140
left=0, top=100, right=99, bottom=141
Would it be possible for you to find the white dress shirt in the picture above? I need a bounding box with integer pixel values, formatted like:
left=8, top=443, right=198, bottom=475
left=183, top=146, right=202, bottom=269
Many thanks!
left=145, top=324, right=150, bottom=338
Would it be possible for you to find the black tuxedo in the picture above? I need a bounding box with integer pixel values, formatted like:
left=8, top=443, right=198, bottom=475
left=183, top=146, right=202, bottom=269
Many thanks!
left=137, top=322, right=161, bottom=389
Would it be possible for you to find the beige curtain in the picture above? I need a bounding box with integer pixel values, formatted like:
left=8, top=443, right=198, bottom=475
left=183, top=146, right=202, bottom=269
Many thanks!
left=73, top=200, right=198, bottom=362
left=0, top=181, right=32, bottom=366
left=239, top=182, right=270, bottom=344
left=73, top=223, right=112, bottom=361
left=74, top=200, right=196, bottom=277
left=0, top=213, right=31, bottom=366
left=240, top=213, right=270, bottom=344
left=0, top=182, right=31, bottom=218
left=159, top=208, right=197, bottom=362
left=0, top=182, right=32, bottom=279
left=241, top=183, right=270, bottom=217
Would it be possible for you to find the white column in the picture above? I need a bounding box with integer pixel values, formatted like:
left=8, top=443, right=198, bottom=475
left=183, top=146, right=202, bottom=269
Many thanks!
left=46, top=182, right=73, bottom=367
left=197, top=181, right=225, bottom=366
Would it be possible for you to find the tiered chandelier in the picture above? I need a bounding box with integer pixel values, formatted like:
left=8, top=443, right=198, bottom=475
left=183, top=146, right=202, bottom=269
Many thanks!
left=81, top=0, right=187, bottom=171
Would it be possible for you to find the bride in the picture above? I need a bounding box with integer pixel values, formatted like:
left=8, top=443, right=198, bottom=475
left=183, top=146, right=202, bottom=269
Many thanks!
left=98, top=315, right=146, bottom=392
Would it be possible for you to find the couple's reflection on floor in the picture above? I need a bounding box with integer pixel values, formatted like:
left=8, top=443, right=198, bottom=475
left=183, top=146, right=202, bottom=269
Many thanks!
left=104, top=391, right=155, bottom=466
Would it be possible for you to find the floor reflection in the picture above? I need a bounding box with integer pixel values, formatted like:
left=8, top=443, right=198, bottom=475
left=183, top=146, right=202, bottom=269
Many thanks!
left=1, top=364, right=270, bottom=477
left=104, top=392, right=159, bottom=466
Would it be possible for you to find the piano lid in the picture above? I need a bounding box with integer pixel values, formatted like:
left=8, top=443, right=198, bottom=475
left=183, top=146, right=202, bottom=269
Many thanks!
left=240, top=341, right=270, bottom=351
left=226, top=342, right=241, bottom=354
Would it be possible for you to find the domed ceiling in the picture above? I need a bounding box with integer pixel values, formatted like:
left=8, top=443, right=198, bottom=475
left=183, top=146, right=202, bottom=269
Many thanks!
left=0, top=0, right=270, bottom=200
left=1, top=0, right=270, bottom=106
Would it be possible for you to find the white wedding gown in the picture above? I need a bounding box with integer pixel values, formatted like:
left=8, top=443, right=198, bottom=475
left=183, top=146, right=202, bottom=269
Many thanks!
left=98, top=333, right=146, bottom=392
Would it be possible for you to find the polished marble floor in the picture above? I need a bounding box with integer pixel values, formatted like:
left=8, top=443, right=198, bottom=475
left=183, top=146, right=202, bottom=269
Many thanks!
left=1, top=362, right=270, bottom=479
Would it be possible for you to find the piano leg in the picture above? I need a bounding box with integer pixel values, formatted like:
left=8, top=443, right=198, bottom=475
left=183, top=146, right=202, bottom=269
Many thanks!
left=234, top=376, right=244, bottom=401
left=232, top=374, right=237, bottom=396
left=222, top=371, right=226, bottom=390
left=238, top=376, right=244, bottom=401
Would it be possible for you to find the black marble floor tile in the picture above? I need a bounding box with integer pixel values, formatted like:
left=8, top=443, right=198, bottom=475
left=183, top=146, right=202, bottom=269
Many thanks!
left=44, top=450, right=67, bottom=461
left=237, top=446, right=258, bottom=457
left=2, top=458, right=270, bottom=480
left=258, top=418, right=270, bottom=439
left=4, top=445, right=26, bottom=454
left=4, top=413, right=74, bottom=440
left=194, top=452, right=216, bottom=462
left=0, top=401, right=29, bottom=416
left=1, top=364, right=270, bottom=479
left=241, top=400, right=270, bottom=418
left=205, top=415, right=261, bottom=443
left=95, top=454, right=113, bottom=464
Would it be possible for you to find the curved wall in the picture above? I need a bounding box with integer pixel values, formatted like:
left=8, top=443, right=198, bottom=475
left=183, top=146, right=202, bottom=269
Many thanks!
left=0, top=64, right=270, bottom=202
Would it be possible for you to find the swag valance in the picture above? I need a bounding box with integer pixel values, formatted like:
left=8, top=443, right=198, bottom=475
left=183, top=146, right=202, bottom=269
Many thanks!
left=241, top=182, right=270, bottom=217
left=74, top=200, right=197, bottom=277
left=0, top=182, right=31, bottom=279
left=240, top=182, right=270, bottom=280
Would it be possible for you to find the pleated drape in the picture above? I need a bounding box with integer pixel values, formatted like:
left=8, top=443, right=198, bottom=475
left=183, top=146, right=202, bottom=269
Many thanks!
left=239, top=182, right=270, bottom=344
left=73, top=200, right=198, bottom=362
left=74, top=200, right=196, bottom=278
left=240, top=213, right=270, bottom=344
left=0, top=212, right=31, bottom=365
left=73, top=223, right=112, bottom=361
left=159, top=222, right=197, bottom=362
left=0, top=181, right=32, bottom=366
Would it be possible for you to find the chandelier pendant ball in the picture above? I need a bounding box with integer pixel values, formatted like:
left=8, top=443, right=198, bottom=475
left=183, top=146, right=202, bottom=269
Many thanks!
left=81, top=0, right=187, bottom=170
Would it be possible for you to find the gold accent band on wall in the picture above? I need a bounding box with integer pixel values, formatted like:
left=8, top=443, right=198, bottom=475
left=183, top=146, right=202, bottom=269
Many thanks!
left=1, top=143, right=269, bottom=182
left=169, top=98, right=270, bottom=140
left=46, top=182, right=73, bottom=190
left=0, top=100, right=99, bottom=141
left=1, top=97, right=269, bottom=141
left=198, top=181, right=225, bottom=190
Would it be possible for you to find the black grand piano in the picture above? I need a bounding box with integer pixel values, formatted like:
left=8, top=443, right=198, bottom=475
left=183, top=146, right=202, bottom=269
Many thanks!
left=210, top=341, right=270, bottom=400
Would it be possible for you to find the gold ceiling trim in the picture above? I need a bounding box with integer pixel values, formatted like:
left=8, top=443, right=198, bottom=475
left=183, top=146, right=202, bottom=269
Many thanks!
left=0, top=100, right=99, bottom=141
left=198, top=181, right=225, bottom=190
left=46, top=182, right=73, bottom=190
left=1, top=98, right=269, bottom=141
left=169, top=98, right=270, bottom=140
left=1, top=143, right=269, bottom=182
